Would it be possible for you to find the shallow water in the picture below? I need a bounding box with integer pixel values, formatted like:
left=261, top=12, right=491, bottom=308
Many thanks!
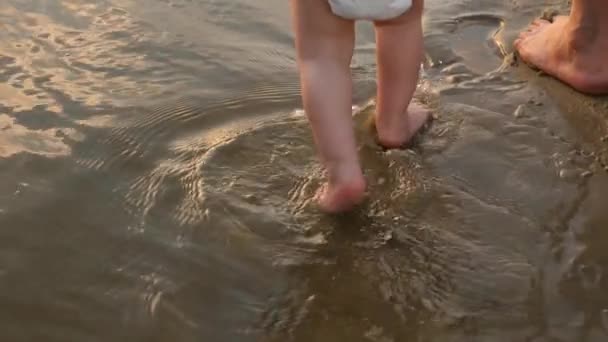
left=1, top=0, right=608, bottom=341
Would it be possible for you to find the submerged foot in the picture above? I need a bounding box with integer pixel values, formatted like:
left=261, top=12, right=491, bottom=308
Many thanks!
left=375, top=101, right=431, bottom=149
left=315, top=169, right=366, bottom=214
left=514, top=16, right=608, bottom=94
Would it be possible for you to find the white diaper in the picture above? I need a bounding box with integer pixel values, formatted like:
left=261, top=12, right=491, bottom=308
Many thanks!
left=328, top=0, right=413, bottom=21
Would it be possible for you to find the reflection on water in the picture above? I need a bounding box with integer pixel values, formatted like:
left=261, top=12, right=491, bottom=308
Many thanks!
left=1, top=0, right=608, bottom=341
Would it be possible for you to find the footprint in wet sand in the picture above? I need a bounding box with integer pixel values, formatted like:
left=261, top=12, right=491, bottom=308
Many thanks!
left=450, top=14, right=506, bottom=75
left=428, top=14, right=506, bottom=79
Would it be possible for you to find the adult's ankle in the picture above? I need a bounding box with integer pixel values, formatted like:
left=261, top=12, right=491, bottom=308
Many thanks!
left=563, top=22, right=608, bottom=58
left=569, top=0, right=608, bottom=42
left=567, top=22, right=599, bottom=53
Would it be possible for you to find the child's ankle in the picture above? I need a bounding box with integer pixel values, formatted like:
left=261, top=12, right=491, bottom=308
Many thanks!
left=326, top=161, right=364, bottom=185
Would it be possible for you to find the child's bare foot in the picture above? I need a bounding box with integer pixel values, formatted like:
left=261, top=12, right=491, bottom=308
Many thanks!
left=315, top=167, right=366, bottom=213
left=514, top=16, right=608, bottom=94
left=375, top=101, right=431, bottom=149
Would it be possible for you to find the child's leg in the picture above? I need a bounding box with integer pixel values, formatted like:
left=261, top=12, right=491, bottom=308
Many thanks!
left=289, top=0, right=366, bottom=213
left=374, top=0, right=431, bottom=149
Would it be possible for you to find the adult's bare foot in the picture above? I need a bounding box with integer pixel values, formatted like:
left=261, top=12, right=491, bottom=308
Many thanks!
left=514, top=16, right=608, bottom=95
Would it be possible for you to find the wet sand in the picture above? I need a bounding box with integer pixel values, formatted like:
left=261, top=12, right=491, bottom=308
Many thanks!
left=1, top=0, right=608, bottom=341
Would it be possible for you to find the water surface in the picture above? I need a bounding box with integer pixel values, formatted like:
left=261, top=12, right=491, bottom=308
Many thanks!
left=1, top=0, right=608, bottom=341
